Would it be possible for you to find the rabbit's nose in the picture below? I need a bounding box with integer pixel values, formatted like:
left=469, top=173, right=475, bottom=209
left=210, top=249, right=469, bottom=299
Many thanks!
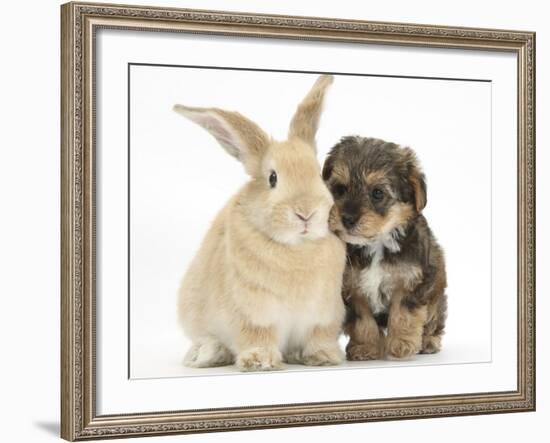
left=295, top=211, right=315, bottom=222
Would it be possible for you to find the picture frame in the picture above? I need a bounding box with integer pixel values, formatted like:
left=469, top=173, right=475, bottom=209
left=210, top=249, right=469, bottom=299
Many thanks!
left=61, top=1, right=536, bottom=440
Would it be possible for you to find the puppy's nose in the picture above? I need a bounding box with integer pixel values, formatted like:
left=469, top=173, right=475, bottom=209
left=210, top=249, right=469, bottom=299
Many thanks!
left=342, top=213, right=359, bottom=229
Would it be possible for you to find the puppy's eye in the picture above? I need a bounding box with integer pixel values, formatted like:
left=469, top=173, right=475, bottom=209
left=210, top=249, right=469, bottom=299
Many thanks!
left=332, top=184, right=347, bottom=198
left=371, top=187, right=384, bottom=201
left=269, top=170, right=277, bottom=188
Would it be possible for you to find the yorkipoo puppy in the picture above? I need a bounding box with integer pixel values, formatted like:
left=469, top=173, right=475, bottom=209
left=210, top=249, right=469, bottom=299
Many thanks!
left=323, top=136, right=447, bottom=360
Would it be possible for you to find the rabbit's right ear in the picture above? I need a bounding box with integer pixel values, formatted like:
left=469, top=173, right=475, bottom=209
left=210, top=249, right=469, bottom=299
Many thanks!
left=288, top=74, right=333, bottom=152
left=173, top=105, right=269, bottom=175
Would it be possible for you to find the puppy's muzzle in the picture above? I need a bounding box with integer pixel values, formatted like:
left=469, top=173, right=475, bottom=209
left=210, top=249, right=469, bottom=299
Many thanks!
left=341, top=200, right=362, bottom=230
left=341, top=212, right=359, bottom=230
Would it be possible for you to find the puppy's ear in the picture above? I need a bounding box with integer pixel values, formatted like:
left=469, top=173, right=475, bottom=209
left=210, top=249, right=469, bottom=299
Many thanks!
left=404, top=148, right=427, bottom=213
left=173, top=105, right=269, bottom=176
left=410, top=170, right=427, bottom=212
left=288, top=74, right=333, bottom=151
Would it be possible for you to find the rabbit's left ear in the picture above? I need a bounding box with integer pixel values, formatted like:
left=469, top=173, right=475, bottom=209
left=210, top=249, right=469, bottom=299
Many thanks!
left=288, top=74, right=333, bottom=151
left=173, top=105, right=269, bottom=176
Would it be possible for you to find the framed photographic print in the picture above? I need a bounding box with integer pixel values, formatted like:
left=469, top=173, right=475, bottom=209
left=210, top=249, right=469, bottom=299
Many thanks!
left=61, top=1, right=536, bottom=440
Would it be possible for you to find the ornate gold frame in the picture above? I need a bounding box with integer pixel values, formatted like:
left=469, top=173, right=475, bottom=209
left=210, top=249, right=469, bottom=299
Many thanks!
left=60, top=2, right=536, bottom=440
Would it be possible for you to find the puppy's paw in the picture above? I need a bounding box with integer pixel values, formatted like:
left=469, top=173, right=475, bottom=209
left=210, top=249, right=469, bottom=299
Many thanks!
left=236, top=347, right=283, bottom=372
left=301, top=346, right=344, bottom=366
left=420, top=335, right=442, bottom=354
left=385, top=335, right=420, bottom=360
left=346, top=343, right=380, bottom=361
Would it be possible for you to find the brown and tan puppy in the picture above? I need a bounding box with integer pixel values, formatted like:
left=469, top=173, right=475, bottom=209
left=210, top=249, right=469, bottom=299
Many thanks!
left=323, top=136, right=447, bottom=360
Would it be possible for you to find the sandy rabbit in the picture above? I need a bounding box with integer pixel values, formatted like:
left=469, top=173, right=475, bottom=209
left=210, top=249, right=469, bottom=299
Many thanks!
left=174, top=75, right=346, bottom=371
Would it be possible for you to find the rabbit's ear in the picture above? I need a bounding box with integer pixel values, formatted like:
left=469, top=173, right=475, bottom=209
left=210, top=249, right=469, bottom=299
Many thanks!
left=173, top=105, right=269, bottom=175
left=288, top=74, right=333, bottom=151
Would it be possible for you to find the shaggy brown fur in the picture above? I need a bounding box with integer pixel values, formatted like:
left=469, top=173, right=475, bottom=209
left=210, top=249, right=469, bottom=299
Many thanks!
left=323, top=136, right=447, bottom=360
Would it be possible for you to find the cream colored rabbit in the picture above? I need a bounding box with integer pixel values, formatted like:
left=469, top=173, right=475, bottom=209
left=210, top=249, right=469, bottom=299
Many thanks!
left=174, top=75, right=345, bottom=371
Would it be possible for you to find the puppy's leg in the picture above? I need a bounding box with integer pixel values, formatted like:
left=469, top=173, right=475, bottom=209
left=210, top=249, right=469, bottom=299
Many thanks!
left=345, top=295, right=383, bottom=361
left=235, top=322, right=283, bottom=372
left=386, top=294, right=427, bottom=359
left=421, top=294, right=447, bottom=354
left=300, top=322, right=344, bottom=366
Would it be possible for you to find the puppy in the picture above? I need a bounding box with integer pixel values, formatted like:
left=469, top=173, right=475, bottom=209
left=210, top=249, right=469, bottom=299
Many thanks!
left=323, top=136, right=447, bottom=360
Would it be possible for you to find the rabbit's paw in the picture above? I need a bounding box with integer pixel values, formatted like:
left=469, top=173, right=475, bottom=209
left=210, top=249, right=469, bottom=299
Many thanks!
left=301, top=346, right=344, bottom=366
left=283, top=349, right=303, bottom=365
left=184, top=340, right=234, bottom=368
left=236, top=347, right=284, bottom=372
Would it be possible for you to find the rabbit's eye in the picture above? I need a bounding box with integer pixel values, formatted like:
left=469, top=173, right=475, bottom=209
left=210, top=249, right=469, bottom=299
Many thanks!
left=269, top=170, right=277, bottom=188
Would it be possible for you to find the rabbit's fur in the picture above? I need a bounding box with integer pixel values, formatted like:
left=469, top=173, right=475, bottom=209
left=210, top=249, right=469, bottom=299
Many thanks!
left=175, top=75, right=346, bottom=371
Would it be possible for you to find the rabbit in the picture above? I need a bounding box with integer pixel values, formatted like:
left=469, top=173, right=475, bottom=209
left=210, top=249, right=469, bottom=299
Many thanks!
left=174, top=75, right=346, bottom=372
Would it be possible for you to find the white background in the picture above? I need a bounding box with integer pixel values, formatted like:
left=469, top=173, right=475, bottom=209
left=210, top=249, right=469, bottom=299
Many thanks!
left=0, top=0, right=546, bottom=442
left=130, top=63, right=493, bottom=379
